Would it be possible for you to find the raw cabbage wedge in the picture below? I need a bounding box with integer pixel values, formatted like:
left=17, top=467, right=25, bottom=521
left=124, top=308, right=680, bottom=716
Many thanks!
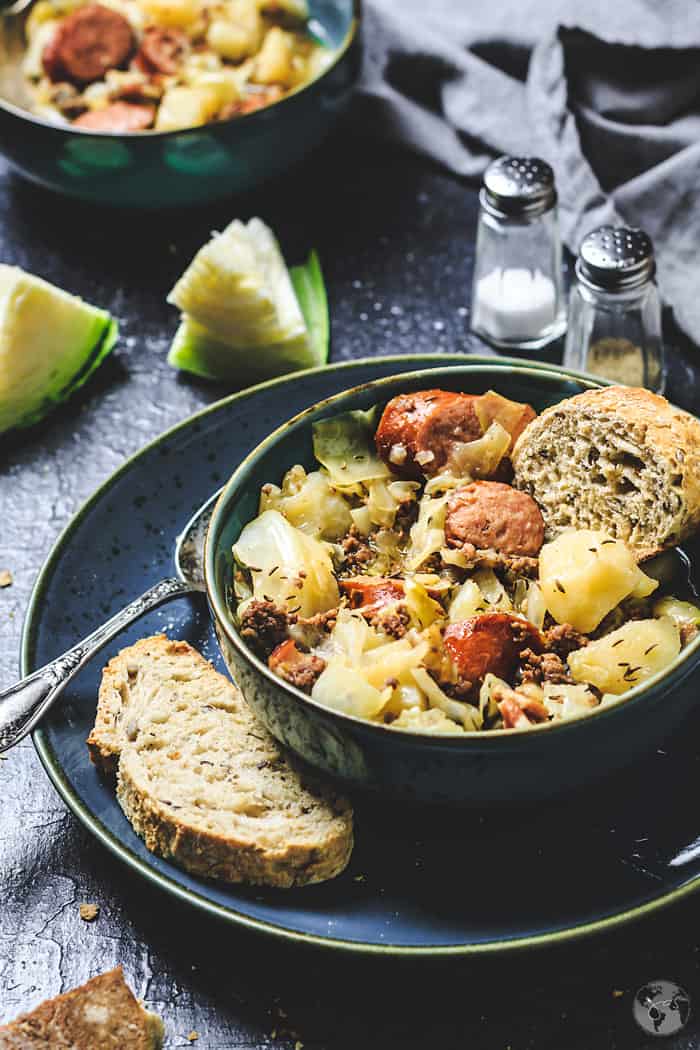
left=167, top=218, right=328, bottom=383
left=233, top=509, right=338, bottom=617
left=0, top=265, right=117, bottom=434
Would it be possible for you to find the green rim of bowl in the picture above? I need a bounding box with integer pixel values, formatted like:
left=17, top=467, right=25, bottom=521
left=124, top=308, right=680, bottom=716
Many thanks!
left=22, top=353, right=700, bottom=957
left=0, top=0, right=361, bottom=138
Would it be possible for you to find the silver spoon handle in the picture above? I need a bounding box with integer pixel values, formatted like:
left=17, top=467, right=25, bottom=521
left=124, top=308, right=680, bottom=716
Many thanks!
left=0, top=576, right=196, bottom=753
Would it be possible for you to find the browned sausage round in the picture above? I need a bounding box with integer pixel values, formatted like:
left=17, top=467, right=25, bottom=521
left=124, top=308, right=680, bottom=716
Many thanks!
left=444, top=481, right=544, bottom=557
left=134, top=26, right=188, bottom=75
left=375, top=390, right=482, bottom=478
left=444, top=613, right=543, bottom=686
left=43, top=4, right=135, bottom=85
left=339, top=576, right=404, bottom=610
left=73, top=101, right=155, bottom=132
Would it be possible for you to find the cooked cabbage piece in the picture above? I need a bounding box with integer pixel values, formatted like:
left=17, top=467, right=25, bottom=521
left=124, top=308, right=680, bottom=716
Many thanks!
left=568, top=617, right=680, bottom=694
left=365, top=478, right=418, bottom=528
left=443, top=421, right=511, bottom=479
left=390, top=707, right=467, bottom=735
left=653, top=596, right=700, bottom=627
left=539, top=529, right=658, bottom=633
left=448, top=579, right=486, bottom=622
left=411, top=667, right=481, bottom=729
left=233, top=509, right=338, bottom=617
left=311, top=657, right=387, bottom=719
left=260, top=465, right=351, bottom=540
left=312, top=408, right=390, bottom=487
left=405, top=492, right=448, bottom=570
left=542, top=682, right=599, bottom=721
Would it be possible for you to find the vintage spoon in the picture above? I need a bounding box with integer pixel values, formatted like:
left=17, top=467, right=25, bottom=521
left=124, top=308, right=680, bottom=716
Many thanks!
left=0, top=487, right=221, bottom=753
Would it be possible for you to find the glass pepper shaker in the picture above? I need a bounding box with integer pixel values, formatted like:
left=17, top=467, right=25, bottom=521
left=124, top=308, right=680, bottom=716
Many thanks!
left=471, top=156, right=567, bottom=350
left=563, top=226, right=665, bottom=392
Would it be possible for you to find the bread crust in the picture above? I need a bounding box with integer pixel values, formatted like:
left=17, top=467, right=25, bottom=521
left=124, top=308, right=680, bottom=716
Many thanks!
left=89, top=635, right=353, bottom=889
left=512, top=386, right=700, bottom=558
left=0, top=967, right=164, bottom=1048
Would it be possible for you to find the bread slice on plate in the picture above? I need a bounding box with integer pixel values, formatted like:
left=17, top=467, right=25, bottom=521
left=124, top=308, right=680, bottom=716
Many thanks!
left=512, top=386, right=700, bottom=559
left=0, top=967, right=163, bottom=1049
left=88, top=636, right=353, bottom=888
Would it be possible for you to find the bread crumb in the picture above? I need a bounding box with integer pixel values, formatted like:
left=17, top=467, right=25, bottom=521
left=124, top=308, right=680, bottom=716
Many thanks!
left=612, top=989, right=625, bottom=998
left=79, top=903, right=100, bottom=922
left=187, top=1032, right=199, bottom=1043
left=0, top=569, right=12, bottom=588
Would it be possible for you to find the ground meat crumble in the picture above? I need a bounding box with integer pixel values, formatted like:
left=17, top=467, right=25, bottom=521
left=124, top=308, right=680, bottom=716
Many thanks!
left=518, top=647, right=573, bottom=686
left=543, top=623, right=589, bottom=657
left=368, top=604, right=411, bottom=638
left=455, top=543, right=540, bottom=579
left=239, top=600, right=292, bottom=658
left=273, top=649, right=326, bottom=693
left=340, top=527, right=374, bottom=574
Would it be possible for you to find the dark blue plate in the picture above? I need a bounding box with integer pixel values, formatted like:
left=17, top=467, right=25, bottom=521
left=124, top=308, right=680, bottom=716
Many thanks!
left=24, top=354, right=700, bottom=956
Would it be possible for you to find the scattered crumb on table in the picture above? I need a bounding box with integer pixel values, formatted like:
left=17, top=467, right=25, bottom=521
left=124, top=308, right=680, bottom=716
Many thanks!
left=187, top=1033, right=199, bottom=1043
left=612, top=989, right=625, bottom=998
left=79, top=902, right=100, bottom=922
left=0, top=570, right=12, bottom=588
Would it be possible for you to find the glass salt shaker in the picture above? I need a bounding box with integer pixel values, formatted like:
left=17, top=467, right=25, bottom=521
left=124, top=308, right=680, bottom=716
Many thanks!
left=471, top=156, right=567, bottom=350
left=563, top=226, right=665, bottom=392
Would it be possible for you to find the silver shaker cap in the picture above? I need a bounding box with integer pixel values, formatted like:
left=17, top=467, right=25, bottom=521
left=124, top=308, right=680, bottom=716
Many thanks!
left=576, top=226, right=655, bottom=292
left=481, top=156, right=557, bottom=219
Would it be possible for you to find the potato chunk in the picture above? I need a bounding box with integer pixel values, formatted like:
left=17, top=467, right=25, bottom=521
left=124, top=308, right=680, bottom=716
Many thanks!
left=252, top=27, right=297, bottom=87
left=539, top=529, right=658, bottom=634
left=568, top=617, right=680, bottom=695
left=155, top=85, right=221, bottom=130
left=140, top=0, right=200, bottom=29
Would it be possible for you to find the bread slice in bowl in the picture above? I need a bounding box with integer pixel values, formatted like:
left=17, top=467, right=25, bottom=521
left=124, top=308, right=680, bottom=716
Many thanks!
left=512, top=386, right=700, bottom=560
left=88, top=635, right=353, bottom=888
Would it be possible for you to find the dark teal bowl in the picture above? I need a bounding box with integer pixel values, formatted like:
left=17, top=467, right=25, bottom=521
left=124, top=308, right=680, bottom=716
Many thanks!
left=205, top=364, right=700, bottom=805
left=0, top=0, right=360, bottom=206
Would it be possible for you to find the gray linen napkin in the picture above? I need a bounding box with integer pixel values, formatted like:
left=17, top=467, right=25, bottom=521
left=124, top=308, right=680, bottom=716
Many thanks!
left=357, top=1, right=700, bottom=344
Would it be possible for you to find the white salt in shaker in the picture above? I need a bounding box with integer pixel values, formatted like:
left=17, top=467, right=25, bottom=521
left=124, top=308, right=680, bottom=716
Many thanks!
left=471, top=156, right=566, bottom=350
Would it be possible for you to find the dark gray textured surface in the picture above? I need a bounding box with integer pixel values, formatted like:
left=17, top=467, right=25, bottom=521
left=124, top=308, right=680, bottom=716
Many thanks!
left=2, top=132, right=700, bottom=1048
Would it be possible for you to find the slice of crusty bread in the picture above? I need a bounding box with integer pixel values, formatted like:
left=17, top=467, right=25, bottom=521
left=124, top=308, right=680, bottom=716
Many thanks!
left=512, top=386, right=700, bottom=559
left=0, top=967, right=163, bottom=1049
left=88, top=636, right=353, bottom=888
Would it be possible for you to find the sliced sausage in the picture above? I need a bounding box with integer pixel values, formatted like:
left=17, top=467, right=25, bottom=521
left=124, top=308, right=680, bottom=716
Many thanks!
left=73, top=101, right=155, bottom=131
left=43, top=4, right=135, bottom=85
left=497, top=688, right=548, bottom=729
left=443, top=612, right=543, bottom=686
left=134, top=26, right=189, bottom=76
left=220, top=86, right=284, bottom=119
left=339, top=576, right=404, bottom=611
left=444, top=481, right=545, bottom=557
left=269, top=639, right=325, bottom=694
left=375, top=390, right=482, bottom=478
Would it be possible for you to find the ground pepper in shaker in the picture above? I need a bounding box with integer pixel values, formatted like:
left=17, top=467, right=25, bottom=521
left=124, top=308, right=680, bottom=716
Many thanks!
left=471, top=156, right=566, bottom=350
left=563, top=226, right=665, bottom=392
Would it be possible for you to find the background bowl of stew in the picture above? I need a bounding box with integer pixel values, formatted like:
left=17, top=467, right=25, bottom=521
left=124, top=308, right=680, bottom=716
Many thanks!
left=205, top=362, right=700, bottom=805
left=0, top=0, right=360, bottom=207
